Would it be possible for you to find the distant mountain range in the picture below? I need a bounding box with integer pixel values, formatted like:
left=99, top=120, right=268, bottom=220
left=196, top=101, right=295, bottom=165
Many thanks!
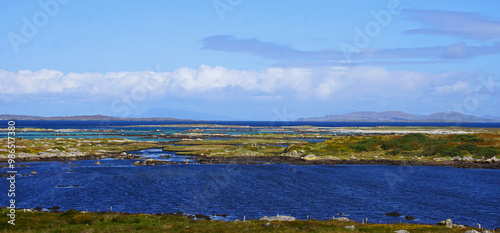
left=1, top=111, right=499, bottom=122
left=0, top=114, right=191, bottom=121
left=138, top=107, right=236, bottom=121
left=297, top=111, right=499, bottom=122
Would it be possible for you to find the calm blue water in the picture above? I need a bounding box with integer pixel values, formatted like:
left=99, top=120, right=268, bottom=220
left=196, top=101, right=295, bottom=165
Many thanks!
left=1, top=154, right=499, bottom=228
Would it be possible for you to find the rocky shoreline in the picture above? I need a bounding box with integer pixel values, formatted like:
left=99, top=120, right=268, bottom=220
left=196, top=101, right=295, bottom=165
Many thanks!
left=0, top=151, right=144, bottom=163
left=1, top=152, right=499, bottom=169
left=196, top=155, right=500, bottom=169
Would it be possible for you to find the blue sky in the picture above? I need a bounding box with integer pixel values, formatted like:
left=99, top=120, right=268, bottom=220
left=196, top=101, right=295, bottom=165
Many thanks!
left=1, top=0, right=499, bottom=120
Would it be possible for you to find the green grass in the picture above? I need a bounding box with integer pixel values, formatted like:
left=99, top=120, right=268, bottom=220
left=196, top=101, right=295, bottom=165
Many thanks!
left=0, top=137, right=160, bottom=158
left=2, top=128, right=499, bottom=162
left=161, top=132, right=500, bottom=161
left=0, top=209, right=479, bottom=233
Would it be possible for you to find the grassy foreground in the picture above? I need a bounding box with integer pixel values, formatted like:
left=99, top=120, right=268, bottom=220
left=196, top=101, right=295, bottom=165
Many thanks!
left=0, top=209, right=482, bottom=233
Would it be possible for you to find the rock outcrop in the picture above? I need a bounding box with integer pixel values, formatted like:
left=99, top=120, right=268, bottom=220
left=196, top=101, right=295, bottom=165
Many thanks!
left=260, top=214, right=296, bottom=221
left=331, top=217, right=350, bottom=222
left=302, top=154, right=317, bottom=160
left=133, top=159, right=178, bottom=166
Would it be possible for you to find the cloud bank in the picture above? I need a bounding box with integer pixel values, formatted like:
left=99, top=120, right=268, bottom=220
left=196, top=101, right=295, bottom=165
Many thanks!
left=0, top=66, right=490, bottom=102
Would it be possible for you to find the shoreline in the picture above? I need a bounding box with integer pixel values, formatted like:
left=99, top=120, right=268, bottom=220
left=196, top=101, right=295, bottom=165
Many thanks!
left=1, top=152, right=499, bottom=169
left=1, top=208, right=497, bottom=232
left=195, top=155, right=500, bottom=169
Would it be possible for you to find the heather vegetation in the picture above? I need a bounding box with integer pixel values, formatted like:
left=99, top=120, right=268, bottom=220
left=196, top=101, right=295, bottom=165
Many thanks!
left=286, top=133, right=499, bottom=160
left=161, top=132, right=500, bottom=162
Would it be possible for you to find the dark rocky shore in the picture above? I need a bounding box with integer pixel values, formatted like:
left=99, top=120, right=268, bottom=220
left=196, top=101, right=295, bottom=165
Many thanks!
left=2, top=152, right=499, bottom=169
left=0, top=151, right=144, bottom=163
left=196, top=155, right=500, bottom=169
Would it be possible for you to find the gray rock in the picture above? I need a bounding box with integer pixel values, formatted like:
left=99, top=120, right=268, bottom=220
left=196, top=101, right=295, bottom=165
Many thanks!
left=394, top=230, right=410, bottom=233
left=288, top=150, right=299, bottom=157
left=452, top=224, right=466, bottom=228
left=445, top=219, right=452, bottom=228
left=260, top=214, right=296, bottom=221
left=344, top=225, right=355, bottom=230
left=491, top=156, right=499, bottom=163
left=462, top=156, right=474, bottom=162
left=331, top=217, right=350, bottom=222
left=350, top=155, right=356, bottom=160
left=324, top=156, right=340, bottom=160
left=464, top=230, right=480, bottom=233
left=302, top=154, right=317, bottom=160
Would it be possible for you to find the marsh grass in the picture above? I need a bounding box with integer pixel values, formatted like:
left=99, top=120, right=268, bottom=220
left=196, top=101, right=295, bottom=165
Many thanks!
left=0, top=209, right=479, bottom=233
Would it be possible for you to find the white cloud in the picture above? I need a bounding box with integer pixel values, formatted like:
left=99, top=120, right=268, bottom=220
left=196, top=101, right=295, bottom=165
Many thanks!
left=0, top=65, right=483, bottom=104
left=434, top=81, right=471, bottom=95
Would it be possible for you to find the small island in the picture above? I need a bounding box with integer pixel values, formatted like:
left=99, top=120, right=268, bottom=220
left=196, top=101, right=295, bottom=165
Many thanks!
left=1, top=125, right=499, bottom=169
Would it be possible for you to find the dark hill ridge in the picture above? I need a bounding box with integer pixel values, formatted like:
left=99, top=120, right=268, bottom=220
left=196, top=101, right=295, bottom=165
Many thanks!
left=0, top=114, right=191, bottom=121
left=298, top=111, right=496, bottom=122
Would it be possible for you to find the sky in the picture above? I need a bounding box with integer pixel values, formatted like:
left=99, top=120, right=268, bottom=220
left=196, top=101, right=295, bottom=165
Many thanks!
left=0, top=0, right=499, bottom=120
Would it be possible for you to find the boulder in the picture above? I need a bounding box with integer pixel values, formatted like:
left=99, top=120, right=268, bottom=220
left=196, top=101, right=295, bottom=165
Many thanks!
left=384, top=211, right=401, bottom=217
left=445, top=219, right=452, bottom=228
left=350, top=155, right=357, bottom=160
left=344, top=225, right=355, bottom=230
left=462, top=156, right=474, bottom=162
left=464, top=230, right=480, bottom=233
left=289, top=150, right=299, bottom=157
left=324, top=156, right=340, bottom=160
left=394, top=230, right=410, bottom=233
left=302, top=154, right=317, bottom=160
left=94, top=161, right=100, bottom=165
left=134, top=159, right=175, bottom=166
left=491, top=156, right=499, bottom=163
left=260, top=214, right=296, bottom=221
left=404, top=215, right=416, bottom=220
left=194, top=214, right=211, bottom=220
left=452, top=224, right=466, bottom=228
left=331, top=217, right=350, bottom=222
